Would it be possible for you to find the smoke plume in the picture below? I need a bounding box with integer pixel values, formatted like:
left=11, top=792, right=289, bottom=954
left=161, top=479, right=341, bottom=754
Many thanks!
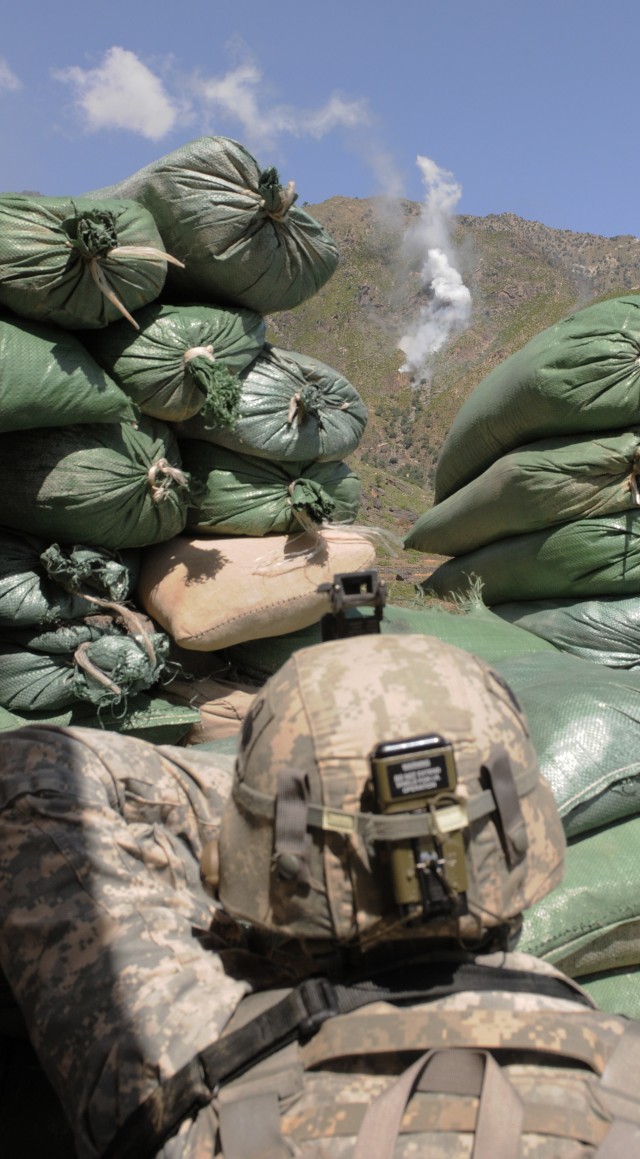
left=399, top=155, right=471, bottom=380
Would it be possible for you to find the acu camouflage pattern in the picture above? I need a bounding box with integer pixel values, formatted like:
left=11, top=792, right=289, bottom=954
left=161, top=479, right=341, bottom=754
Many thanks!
left=218, top=633, right=566, bottom=943
left=0, top=716, right=636, bottom=1159
left=272, top=993, right=636, bottom=1157
left=212, top=950, right=640, bottom=1159
left=0, top=724, right=247, bottom=1159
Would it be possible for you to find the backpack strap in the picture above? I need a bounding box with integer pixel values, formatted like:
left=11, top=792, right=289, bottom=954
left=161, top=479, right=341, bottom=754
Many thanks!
left=354, top=1048, right=523, bottom=1159
left=99, top=965, right=591, bottom=1159
left=350, top=1018, right=640, bottom=1159
left=101, top=977, right=339, bottom=1159
left=591, top=1021, right=640, bottom=1157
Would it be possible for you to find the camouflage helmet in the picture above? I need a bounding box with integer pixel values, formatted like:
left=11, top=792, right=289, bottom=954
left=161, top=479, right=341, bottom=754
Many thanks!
left=217, top=634, right=565, bottom=945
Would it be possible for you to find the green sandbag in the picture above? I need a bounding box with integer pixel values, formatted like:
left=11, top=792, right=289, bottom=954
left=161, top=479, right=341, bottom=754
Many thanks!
left=179, top=344, right=368, bottom=463
left=426, top=511, right=640, bottom=604
left=580, top=969, right=640, bottom=1019
left=520, top=814, right=640, bottom=978
left=0, top=418, right=190, bottom=549
left=0, top=706, right=22, bottom=731
left=4, top=617, right=119, bottom=654
left=0, top=624, right=170, bottom=713
left=0, top=195, right=179, bottom=329
left=180, top=441, right=361, bottom=536
left=83, top=302, right=266, bottom=424
left=0, top=311, right=136, bottom=433
left=0, top=694, right=200, bottom=746
left=494, top=594, right=640, bottom=669
left=0, top=532, right=139, bottom=628
left=406, top=429, right=640, bottom=556
left=493, top=651, right=640, bottom=837
left=86, top=136, right=339, bottom=314
left=226, top=600, right=557, bottom=683
left=435, top=295, right=640, bottom=502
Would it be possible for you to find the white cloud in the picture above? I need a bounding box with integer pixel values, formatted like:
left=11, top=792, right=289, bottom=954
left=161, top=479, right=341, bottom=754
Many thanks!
left=194, top=58, right=370, bottom=152
left=0, top=59, right=22, bottom=92
left=54, top=47, right=179, bottom=140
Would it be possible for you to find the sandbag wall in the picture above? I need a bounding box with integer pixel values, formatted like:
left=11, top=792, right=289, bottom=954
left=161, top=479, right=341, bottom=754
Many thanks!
left=0, top=262, right=196, bottom=738
left=408, top=296, right=640, bottom=614
left=404, top=295, right=640, bottom=1016
left=0, top=135, right=371, bottom=742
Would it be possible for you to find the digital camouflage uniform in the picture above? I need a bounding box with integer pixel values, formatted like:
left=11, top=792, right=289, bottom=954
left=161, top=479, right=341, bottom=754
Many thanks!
left=0, top=724, right=246, bottom=1158
left=0, top=635, right=639, bottom=1157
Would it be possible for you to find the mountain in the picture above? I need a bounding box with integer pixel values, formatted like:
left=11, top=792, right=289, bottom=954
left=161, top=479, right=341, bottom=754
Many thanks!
left=266, top=198, right=640, bottom=552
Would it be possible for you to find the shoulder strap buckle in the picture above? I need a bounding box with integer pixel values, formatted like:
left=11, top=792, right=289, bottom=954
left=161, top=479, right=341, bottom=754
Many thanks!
left=297, top=977, right=339, bottom=1037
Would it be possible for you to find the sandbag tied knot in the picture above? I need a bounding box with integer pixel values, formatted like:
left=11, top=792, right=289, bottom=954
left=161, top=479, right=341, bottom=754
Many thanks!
left=73, top=640, right=123, bottom=699
left=184, top=344, right=216, bottom=365
left=62, top=206, right=119, bottom=258
left=288, top=478, right=336, bottom=527
left=39, top=543, right=133, bottom=603
left=81, top=595, right=159, bottom=666
left=258, top=166, right=298, bottom=220
left=287, top=384, right=324, bottom=428
left=63, top=204, right=185, bottom=330
left=184, top=346, right=242, bottom=429
left=147, top=458, right=190, bottom=503
left=87, top=246, right=185, bottom=331
left=72, top=618, right=170, bottom=707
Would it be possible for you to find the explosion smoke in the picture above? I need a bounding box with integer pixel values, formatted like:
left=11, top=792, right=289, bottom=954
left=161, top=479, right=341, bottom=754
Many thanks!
left=399, top=156, right=471, bottom=381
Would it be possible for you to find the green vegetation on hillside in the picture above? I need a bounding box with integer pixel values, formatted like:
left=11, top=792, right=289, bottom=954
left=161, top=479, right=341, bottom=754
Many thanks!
left=267, top=199, right=640, bottom=540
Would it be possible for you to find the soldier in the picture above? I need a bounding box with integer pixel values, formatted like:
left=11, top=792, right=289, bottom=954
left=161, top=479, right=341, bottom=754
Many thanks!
left=0, top=633, right=639, bottom=1158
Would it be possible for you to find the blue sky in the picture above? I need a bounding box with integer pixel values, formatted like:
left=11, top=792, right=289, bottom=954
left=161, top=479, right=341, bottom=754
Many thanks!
left=1, top=0, right=638, bottom=239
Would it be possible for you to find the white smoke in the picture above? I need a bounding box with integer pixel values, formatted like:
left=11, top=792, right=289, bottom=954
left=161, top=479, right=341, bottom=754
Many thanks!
left=399, top=155, right=471, bottom=380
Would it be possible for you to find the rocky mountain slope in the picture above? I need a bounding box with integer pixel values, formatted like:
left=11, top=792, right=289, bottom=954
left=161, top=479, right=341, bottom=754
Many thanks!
left=267, top=198, right=640, bottom=541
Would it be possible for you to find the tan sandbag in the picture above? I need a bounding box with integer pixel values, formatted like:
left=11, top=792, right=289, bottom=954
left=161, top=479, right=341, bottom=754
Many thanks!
left=162, top=675, right=258, bottom=744
left=137, top=528, right=377, bottom=649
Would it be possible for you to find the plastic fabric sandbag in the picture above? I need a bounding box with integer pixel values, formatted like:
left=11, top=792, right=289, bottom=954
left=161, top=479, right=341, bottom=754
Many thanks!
left=0, top=532, right=139, bottom=628
left=225, top=600, right=558, bottom=683
left=435, top=295, right=640, bottom=502
left=180, top=442, right=361, bottom=536
left=494, top=651, right=640, bottom=837
left=0, top=195, right=181, bottom=329
left=406, top=430, right=640, bottom=556
left=83, top=302, right=266, bottom=424
left=580, top=968, right=640, bottom=1019
left=0, top=418, right=190, bottom=549
left=0, top=694, right=200, bottom=746
left=0, top=625, right=170, bottom=712
left=493, top=593, right=640, bottom=670
left=426, top=511, right=640, bottom=604
left=520, top=815, right=640, bottom=979
left=178, top=345, right=368, bottom=463
left=0, top=311, right=136, bottom=433
left=86, top=136, right=339, bottom=313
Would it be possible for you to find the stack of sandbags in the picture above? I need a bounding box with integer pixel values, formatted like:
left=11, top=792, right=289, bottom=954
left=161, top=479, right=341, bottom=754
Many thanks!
left=400, top=296, right=640, bottom=1017
left=0, top=196, right=189, bottom=723
left=496, top=650, right=640, bottom=1018
left=0, top=136, right=375, bottom=742
left=406, top=297, right=640, bottom=611
left=0, top=531, right=198, bottom=741
left=90, top=139, right=377, bottom=733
